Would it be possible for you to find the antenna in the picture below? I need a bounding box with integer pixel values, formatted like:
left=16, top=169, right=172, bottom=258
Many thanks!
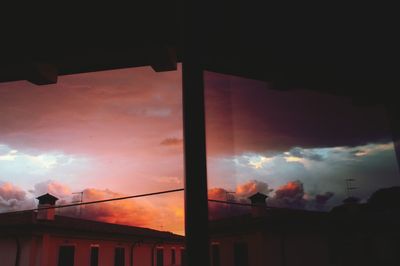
left=225, top=191, right=235, bottom=214
left=225, top=191, right=235, bottom=200
left=72, top=191, right=84, bottom=217
left=345, top=178, right=358, bottom=197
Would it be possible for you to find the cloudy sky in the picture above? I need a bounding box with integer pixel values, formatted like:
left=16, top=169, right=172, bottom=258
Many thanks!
left=0, top=66, right=185, bottom=234
left=1, top=66, right=399, bottom=234
left=204, top=71, right=400, bottom=218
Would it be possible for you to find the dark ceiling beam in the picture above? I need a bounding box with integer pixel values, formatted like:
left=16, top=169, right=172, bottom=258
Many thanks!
left=0, top=4, right=398, bottom=101
left=55, top=50, right=149, bottom=76
left=26, top=62, right=58, bottom=85
left=149, top=46, right=178, bottom=72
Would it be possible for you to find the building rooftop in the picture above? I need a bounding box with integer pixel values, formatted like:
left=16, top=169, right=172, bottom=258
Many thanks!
left=210, top=199, right=400, bottom=237
left=0, top=211, right=183, bottom=242
left=209, top=207, right=328, bottom=236
left=36, top=193, right=59, bottom=205
left=248, top=192, right=268, bottom=203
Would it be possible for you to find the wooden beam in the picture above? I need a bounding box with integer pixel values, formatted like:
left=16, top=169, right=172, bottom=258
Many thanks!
left=26, top=62, right=58, bottom=85
left=150, top=46, right=177, bottom=72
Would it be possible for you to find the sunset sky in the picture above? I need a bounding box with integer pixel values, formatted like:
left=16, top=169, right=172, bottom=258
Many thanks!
left=1, top=66, right=399, bottom=235
left=0, top=65, right=185, bottom=234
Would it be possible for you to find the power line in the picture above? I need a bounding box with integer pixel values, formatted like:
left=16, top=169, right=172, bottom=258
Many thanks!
left=208, top=199, right=253, bottom=207
left=208, top=199, right=279, bottom=209
left=4, top=188, right=184, bottom=215
left=4, top=189, right=305, bottom=216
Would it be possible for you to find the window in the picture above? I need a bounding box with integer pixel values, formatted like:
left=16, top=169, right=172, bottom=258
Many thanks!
left=211, top=243, right=221, bottom=266
left=0, top=66, right=184, bottom=236
left=114, top=247, right=125, bottom=266
left=156, top=248, right=164, bottom=266
left=58, top=246, right=75, bottom=266
left=180, top=249, right=186, bottom=266
left=204, top=70, right=400, bottom=266
left=171, top=248, right=176, bottom=265
left=90, top=246, right=99, bottom=266
left=233, top=242, right=248, bottom=266
left=205, top=71, right=400, bottom=217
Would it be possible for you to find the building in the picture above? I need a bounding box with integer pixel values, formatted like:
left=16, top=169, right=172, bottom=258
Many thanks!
left=1, top=6, right=399, bottom=265
left=209, top=191, right=400, bottom=266
left=209, top=193, right=330, bottom=266
left=0, top=194, right=184, bottom=266
left=328, top=187, right=400, bottom=266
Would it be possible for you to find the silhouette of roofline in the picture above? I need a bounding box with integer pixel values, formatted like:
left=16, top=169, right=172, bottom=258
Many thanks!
left=0, top=211, right=183, bottom=242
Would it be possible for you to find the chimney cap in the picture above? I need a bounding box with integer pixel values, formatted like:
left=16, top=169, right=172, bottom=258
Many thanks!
left=36, top=193, right=59, bottom=205
left=248, top=192, right=268, bottom=204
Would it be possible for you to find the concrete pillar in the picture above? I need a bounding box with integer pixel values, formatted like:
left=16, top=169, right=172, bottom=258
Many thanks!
left=182, top=61, right=210, bottom=266
left=181, top=1, right=211, bottom=265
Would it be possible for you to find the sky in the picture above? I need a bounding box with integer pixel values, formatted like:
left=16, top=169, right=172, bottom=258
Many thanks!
left=204, top=71, right=400, bottom=218
left=0, top=65, right=185, bottom=234
left=1, top=66, right=399, bottom=234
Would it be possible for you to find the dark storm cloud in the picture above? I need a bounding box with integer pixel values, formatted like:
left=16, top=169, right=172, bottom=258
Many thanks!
left=205, top=71, right=392, bottom=155
left=315, top=192, right=335, bottom=205
left=289, top=147, right=324, bottom=161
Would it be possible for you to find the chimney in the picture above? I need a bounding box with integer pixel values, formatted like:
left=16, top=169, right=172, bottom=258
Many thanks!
left=342, top=196, right=361, bottom=215
left=36, top=193, right=58, bottom=220
left=248, top=192, right=268, bottom=217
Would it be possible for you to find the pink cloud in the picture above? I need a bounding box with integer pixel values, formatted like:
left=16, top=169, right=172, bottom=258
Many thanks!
left=30, top=180, right=72, bottom=198
left=235, top=180, right=273, bottom=198
left=0, top=181, right=32, bottom=211
left=0, top=179, right=184, bottom=234
left=208, top=180, right=335, bottom=219
left=0, top=182, right=26, bottom=201
left=60, top=188, right=158, bottom=228
left=269, top=180, right=306, bottom=209
left=62, top=187, right=184, bottom=234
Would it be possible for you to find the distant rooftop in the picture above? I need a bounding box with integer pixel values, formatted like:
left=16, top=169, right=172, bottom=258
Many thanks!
left=0, top=211, right=183, bottom=242
left=36, top=193, right=59, bottom=205
left=209, top=207, right=328, bottom=236
left=210, top=198, right=400, bottom=236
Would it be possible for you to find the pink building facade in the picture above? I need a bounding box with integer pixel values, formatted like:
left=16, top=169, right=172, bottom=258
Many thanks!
left=0, top=211, right=184, bottom=266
